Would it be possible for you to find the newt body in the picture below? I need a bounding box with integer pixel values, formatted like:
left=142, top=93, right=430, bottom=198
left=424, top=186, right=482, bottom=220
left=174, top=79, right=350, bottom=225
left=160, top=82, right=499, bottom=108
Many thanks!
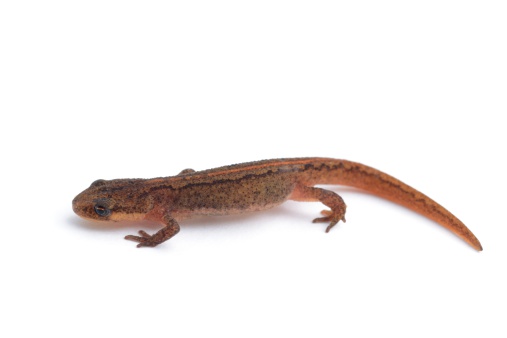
left=72, top=158, right=482, bottom=250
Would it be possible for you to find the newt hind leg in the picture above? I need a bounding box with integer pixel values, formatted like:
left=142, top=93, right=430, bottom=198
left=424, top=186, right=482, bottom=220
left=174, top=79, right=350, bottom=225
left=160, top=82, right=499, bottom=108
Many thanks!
left=289, top=184, right=347, bottom=232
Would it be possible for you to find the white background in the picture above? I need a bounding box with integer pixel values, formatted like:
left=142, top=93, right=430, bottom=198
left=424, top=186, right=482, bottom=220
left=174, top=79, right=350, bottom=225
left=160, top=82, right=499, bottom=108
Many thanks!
left=1, top=1, right=506, bottom=337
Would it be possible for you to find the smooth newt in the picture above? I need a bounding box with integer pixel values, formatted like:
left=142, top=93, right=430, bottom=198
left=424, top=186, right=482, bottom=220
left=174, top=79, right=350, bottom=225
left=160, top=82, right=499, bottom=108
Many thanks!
left=72, top=158, right=482, bottom=250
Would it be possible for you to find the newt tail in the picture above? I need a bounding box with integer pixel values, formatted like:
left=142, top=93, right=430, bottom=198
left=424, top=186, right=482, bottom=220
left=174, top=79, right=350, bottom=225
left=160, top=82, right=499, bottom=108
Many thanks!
left=293, top=159, right=482, bottom=251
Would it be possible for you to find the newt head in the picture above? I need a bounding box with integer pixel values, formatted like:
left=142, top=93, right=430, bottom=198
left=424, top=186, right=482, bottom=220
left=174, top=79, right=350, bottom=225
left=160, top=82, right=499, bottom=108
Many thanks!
left=72, top=179, right=149, bottom=222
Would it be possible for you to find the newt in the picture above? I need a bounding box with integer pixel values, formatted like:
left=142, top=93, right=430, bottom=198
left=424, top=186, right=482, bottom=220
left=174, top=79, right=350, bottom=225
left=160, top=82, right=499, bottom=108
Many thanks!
left=72, top=158, right=482, bottom=250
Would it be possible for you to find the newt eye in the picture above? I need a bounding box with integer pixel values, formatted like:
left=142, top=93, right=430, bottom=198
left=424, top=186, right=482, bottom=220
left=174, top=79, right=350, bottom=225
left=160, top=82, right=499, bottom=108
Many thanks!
left=94, top=205, right=111, bottom=217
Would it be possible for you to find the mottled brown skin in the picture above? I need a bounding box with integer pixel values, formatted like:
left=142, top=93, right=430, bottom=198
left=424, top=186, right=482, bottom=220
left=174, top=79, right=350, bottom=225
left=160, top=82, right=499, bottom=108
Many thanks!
left=72, top=158, right=482, bottom=250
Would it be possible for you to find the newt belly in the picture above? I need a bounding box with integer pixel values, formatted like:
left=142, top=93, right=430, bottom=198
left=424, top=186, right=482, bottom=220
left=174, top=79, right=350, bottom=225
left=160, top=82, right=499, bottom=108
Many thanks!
left=72, top=158, right=482, bottom=251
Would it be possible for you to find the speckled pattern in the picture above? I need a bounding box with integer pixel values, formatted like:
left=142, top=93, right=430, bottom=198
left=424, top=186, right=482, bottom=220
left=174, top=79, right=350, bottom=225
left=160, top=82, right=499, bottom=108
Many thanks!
left=72, top=158, right=482, bottom=250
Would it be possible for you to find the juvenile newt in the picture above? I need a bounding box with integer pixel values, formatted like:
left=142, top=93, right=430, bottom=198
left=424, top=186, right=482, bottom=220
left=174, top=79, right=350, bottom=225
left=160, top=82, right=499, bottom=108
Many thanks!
left=72, top=158, right=482, bottom=250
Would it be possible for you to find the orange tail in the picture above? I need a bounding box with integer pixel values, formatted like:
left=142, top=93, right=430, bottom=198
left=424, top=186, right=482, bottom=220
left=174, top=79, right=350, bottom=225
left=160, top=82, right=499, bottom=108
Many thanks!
left=307, top=158, right=482, bottom=251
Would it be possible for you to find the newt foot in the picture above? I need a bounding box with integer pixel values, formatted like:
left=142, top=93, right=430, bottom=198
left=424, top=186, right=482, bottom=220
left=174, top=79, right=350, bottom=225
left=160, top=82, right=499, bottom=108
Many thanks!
left=125, top=230, right=160, bottom=248
left=312, top=209, right=346, bottom=232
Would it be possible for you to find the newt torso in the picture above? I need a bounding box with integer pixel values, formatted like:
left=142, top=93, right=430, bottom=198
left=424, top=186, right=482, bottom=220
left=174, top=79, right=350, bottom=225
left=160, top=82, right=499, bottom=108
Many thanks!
left=72, top=157, right=482, bottom=251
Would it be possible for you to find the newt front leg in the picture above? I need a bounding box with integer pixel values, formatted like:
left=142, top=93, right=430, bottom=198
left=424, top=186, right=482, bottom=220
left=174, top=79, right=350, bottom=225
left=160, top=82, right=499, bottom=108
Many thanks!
left=125, top=213, right=180, bottom=248
left=178, top=168, right=195, bottom=175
